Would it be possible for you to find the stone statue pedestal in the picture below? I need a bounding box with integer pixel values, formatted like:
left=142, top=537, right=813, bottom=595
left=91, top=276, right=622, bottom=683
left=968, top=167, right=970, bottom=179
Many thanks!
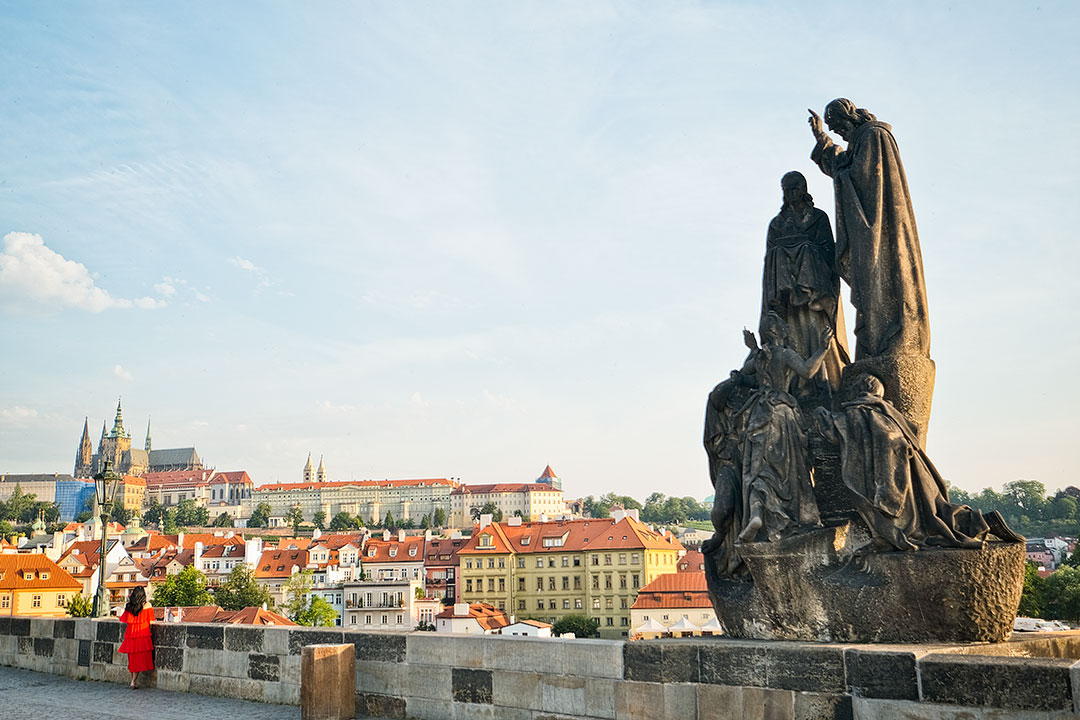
left=705, top=522, right=1024, bottom=643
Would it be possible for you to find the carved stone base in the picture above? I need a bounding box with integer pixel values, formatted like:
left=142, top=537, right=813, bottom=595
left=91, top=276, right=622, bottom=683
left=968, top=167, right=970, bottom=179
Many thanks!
left=705, top=523, right=1025, bottom=643
left=841, top=353, right=935, bottom=447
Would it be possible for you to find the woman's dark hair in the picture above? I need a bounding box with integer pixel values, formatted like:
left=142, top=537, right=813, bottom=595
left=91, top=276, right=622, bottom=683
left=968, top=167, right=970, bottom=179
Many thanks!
left=125, top=585, right=147, bottom=616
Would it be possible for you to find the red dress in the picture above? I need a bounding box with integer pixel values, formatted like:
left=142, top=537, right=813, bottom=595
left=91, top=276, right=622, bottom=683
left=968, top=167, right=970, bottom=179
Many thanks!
left=118, top=607, right=155, bottom=673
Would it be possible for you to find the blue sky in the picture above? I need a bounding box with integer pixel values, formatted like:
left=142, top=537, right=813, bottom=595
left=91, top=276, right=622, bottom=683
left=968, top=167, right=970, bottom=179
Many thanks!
left=1, top=2, right=1077, bottom=499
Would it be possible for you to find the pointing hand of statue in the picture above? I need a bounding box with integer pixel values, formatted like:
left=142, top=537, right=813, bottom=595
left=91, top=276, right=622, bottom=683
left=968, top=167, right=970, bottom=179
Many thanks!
left=808, top=109, right=824, bottom=139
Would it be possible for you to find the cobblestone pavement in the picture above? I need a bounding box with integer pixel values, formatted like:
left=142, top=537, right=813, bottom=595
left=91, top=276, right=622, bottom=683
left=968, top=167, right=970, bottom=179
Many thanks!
left=0, top=665, right=375, bottom=720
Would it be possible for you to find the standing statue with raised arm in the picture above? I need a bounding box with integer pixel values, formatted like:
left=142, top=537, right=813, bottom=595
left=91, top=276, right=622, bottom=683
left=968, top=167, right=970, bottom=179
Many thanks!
left=808, top=99, right=935, bottom=444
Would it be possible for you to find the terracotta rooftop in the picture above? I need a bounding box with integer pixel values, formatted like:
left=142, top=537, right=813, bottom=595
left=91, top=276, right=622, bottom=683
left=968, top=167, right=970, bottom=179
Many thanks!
left=255, top=478, right=456, bottom=491
left=451, top=483, right=558, bottom=495
left=436, top=602, right=510, bottom=631
left=460, top=517, right=684, bottom=555
left=677, top=550, right=705, bottom=572
left=0, top=554, right=82, bottom=591
left=363, top=536, right=425, bottom=563
left=631, top=572, right=711, bottom=610
left=255, top=548, right=308, bottom=578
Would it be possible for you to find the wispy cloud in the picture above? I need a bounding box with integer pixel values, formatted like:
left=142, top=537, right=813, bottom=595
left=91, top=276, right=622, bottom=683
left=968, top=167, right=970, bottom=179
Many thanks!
left=228, top=255, right=274, bottom=290
left=113, top=364, right=133, bottom=381
left=0, top=232, right=163, bottom=314
left=0, top=405, right=39, bottom=423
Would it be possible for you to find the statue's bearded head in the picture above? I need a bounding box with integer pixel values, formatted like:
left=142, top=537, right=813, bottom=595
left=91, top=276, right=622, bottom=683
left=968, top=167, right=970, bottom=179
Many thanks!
left=824, top=98, right=876, bottom=142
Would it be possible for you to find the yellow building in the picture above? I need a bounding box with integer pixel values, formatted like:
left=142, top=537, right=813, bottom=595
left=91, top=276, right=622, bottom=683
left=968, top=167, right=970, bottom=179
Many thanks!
left=116, top=475, right=146, bottom=513
left=458, top=512, right=684, bottom=639
left=0, top=554, right=83, bottom=617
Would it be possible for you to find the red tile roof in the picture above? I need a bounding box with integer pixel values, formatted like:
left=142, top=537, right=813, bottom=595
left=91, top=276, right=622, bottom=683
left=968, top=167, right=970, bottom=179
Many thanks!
left=539, top=465, right=558, bottom=479
left=0, top=555, right=82, bottom=591
left=255, top=549, right=307, bottom=578
left=436, top=602, right=510, bottom=631
left=460, top=517, right=684, bottom=555
left=255, top=478, right=456, bottom=491
left=630, top=572, right=711, bottom=610
left=363, top=536, right=425, bottom=563
left=451, top=483, right=556, bottom=495
left=677, top=550, right=705, bottom=573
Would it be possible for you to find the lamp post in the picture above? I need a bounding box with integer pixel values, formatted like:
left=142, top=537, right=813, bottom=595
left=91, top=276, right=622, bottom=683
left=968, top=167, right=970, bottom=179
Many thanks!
left=91, top=461, right=121, bottom=618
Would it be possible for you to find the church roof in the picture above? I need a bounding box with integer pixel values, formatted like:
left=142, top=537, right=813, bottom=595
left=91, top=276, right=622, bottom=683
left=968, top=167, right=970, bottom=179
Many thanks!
left=539, top=465, right=558, bottom=480
left=149, top=447, right=201, bottom=467
left=124, top=448, right=149, bottom=466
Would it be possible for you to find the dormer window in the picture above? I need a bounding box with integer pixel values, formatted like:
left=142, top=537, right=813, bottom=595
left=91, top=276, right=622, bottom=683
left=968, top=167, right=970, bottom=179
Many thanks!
left=409, top=548, right=417, bottom=557
left=478, top=534, right=493, bottom=548
left=368, top=548, right=376, bottom=557
left=389, top=548, right=397, bottom=557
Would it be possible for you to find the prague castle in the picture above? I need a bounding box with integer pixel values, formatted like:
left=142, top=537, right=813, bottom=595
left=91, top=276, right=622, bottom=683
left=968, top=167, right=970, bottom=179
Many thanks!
left=73, top=399, right=204, bottom=479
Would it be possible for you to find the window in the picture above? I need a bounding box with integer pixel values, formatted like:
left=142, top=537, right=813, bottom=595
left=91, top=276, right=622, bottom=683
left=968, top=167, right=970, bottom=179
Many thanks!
left=32, top=595, right=42, bottom=608
left=517, top=558, right=526, bottom=569
left=548, top=577, right=556, bottom=591
left=466, top=559, right=473, bottom=569
left=536, top=558, right=544, bottom=568
left=1, top=596, right=9, bottom=609
left=605, top=598, right=613, bottom=609
left=561, top=557, right=569, bottom=567
left=498, top=578, right=505, bottom=592
left=591, top=555, right=599, bottom=566
left=562, top=599, right=570, bottom=609
left=537, top=578, right=544, bottom=591
left=40, top=572, right=50, bottom=580
left=621, top=598, right=628, bottom=609
left=575, top=599, right=582, bottom=609
left=466, top=579, right=473, bottom=593
left=573, top=557, right=581, bottom=567
left=561, top=576, right=569, bottom=590
left=604, top=554, right=612, bottom=566
left=621, top=617, right=629, bottom=626
left=549, top=600, right=556, bottom=610
left=478, top=534, right=494, bottom=548
left=620, top=575, right=627, bottom=589
left=592, top=598, right=600, bottom=610
left=518, top=600, right=526, bottom=610
left=592, top=576, right=599, bottom=590
left=573, top=576, right=581, bottom=590
left=518, top=578, right=526, bottom=591
left=548, top=558, right=555, bottom=568
left=632, top=574, right=640, bottom=588
left=605, top=575, right=613, bottom=590
left=618, top=554, right=626, bottom=565
left=488, top=558, right=495, bottom=569
left=382, top=615, right=388, bottom=625
left=537, top=600, right=544, bottom=610
left=498, top=558, right=505, bottom=569
left=57, top=594, right=67, bottom=607
left=631, top=553, right=639, bottom=564
left=606, top=617, right=614, bottom=626
left=487, top=579, right=494, bottom=592
left=397, top=615, right=403, bottom=624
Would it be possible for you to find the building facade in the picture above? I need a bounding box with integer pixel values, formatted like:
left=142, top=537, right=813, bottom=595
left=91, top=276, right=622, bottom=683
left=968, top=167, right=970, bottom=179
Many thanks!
left=449, top=483, right=568, bottom=527
left=0, top=554, right=83, bottom=617
left=457, top=512, right=684, bottom=639
left=74, top=400, right=204, bottom=479
left=252, top=478, right=457, bottom=524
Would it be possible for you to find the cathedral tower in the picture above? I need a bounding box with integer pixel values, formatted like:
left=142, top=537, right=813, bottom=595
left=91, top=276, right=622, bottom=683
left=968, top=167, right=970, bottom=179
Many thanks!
left=316, top=455, right=327, bottom=483
left=145, top=418, right=152, bottom=452
left=74, top=418, right=93, bottom=478
left=303, top=453, right=314, bottom=483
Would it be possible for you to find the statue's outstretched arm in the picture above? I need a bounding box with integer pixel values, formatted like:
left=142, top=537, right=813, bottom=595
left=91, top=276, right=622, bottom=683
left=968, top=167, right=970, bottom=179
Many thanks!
left=782, top=327, right=834, bottom=379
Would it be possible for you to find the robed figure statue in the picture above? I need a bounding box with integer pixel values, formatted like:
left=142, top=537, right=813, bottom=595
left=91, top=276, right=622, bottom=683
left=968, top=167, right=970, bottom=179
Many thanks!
left=808, top=99, right=930, bottom=361
left=761, top=171, right=849, bottom=397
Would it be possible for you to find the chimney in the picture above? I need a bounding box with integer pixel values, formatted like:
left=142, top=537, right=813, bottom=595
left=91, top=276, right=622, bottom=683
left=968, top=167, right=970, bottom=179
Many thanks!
left=178, top=532, right=185, bottom=549
left=382, top=529, right=390, bottom=541
left=507, top=517, right=522, bottom=527
left=397, top=529, right=405, bottom=542
left=479, top=514, right=492, bottom=530
left=424, top=529, right=432, bottom=541
left=538, top=514, right=548, bottom=523
left=454, top=602, right=469, bottom=616
left=194, top=541, right=204, bottom=568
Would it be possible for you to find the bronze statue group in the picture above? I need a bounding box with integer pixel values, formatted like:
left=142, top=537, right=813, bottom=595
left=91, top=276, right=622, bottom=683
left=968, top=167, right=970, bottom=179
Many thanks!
left=704, top=99, right=1020, bottom=581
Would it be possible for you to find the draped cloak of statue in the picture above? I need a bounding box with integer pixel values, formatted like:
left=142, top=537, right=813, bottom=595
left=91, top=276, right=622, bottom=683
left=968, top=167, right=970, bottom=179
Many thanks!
left=815, top=390, right=991, bottom=551
left=761, top=205, right=850, bottom=393
left=811, top=121, right=931, bottom=360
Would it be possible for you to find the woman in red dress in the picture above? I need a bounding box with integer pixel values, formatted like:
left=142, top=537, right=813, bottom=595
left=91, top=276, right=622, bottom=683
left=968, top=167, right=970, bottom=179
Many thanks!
left=117, top=586, right=154, bottom=689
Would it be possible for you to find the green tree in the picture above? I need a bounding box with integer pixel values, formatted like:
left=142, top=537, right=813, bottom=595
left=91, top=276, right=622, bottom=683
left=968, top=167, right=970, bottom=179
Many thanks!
left=313, top=511, right=327, bottom=530
left=282, top=569, right=314, bottom=619
left=174, top=498, right=199, bottom=526
left=479, top=502, right=503, bottom=522
left=247, top=502, right=272, bottom=528
left=111, top=505, right=133, bottom=525
left=384, top=510, right=395, bottom=529
left=193, top=506, right=210, bottom=526
left=286, top=505, right=305, bottom=533
left=1044, top=565, right=1080, bottom=620
left=0, top=520, right=14, bottom=538
left=3, top=485, right=37, bottom=523
left=420, top=514, right=431, bottom=530
left=212, top=512, right=234, bottom=528
left=162, top=508, right=179, bottom=534
left=1004, top=480, right=1049, bottom=520
left=74, top=510, right=93, bottom=524
left=432, top=507, right=446, bottom=528
left=153, top=566, right=214, bottom=607
left=143, top=500, right=165, bottom=528
left=329, top=511, right=354, bottom=531
left=66, top=594, right=94, bottom=618
left=1018, top=562, right=1047, bottom=617
left=1052, top=496, right=1077, bottom=521
left=551, top=613, right=599, bottom=638
left=214, top=564, right=273, bottom=611
left=293, top=595, right=339, bottom=627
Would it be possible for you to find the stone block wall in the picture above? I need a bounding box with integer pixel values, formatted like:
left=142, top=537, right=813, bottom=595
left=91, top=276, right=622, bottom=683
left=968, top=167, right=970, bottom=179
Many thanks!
left=3, top=616, right=1080, bottom=719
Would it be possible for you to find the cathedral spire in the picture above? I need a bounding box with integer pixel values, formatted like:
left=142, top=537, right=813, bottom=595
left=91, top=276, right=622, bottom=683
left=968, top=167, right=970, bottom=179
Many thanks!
left=75, top=417, right=93, bottom=478
left=316, top=455, right=327, bottom=483
left=110, top=397, right=128, bottom=438
left=303, top=453, right=314, bottom=483
left=145, top=418, right=152, bottom=452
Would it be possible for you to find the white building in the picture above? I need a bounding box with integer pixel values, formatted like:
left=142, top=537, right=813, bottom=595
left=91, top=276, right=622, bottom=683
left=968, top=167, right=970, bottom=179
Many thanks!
left=435, top=602, right=510, bottom=634
left=449, top=483, right=568, bottom=527
left=342, top=578, right=435, bottom=631
left=501, top=619, right=553, bottom=637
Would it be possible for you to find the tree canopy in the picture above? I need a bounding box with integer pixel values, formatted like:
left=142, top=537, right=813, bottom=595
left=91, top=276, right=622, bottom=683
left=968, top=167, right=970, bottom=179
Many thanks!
left=153, top=566, right=214, bottom=607
left=214, top=564, right=273, bottom=611
left=551, top=613, right=599, bottom=638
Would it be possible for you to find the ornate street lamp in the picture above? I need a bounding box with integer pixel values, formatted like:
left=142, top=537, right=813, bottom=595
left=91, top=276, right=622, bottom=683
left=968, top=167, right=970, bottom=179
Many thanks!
left=91, top=461, right=121, bottom=618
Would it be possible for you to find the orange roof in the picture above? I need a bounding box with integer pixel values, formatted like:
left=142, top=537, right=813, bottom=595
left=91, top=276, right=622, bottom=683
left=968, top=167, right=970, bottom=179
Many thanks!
left=451, top=483, right=556, bottom=495
left=200, top=541, right=247, bottom=559
left=255, top=548, right=307, bottom=578
left=152, top=605, right=295, bottom=625
left=255, top=478, right=456, bottom=491
left=436, top=602, right=510, bottom=631
left=460, top=517, right=684, bottom=555
left=143, top=470, right=215, bottom=488
left=208, top=471, right=253, bottom=485
left=310, top=533, right=365, bottom=551
left=539, top=465, right=558, bottom=479
left=677, top=550, right=705, bottom=572
left=0, top=555, right=82, bottom=591
left=631, top=572, right=711, bottom=610
left=273, top=538, right=312, bottom=550
left=425, top=537, right=469, bottom=566
left=362, top=536, right=425, bottom=564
